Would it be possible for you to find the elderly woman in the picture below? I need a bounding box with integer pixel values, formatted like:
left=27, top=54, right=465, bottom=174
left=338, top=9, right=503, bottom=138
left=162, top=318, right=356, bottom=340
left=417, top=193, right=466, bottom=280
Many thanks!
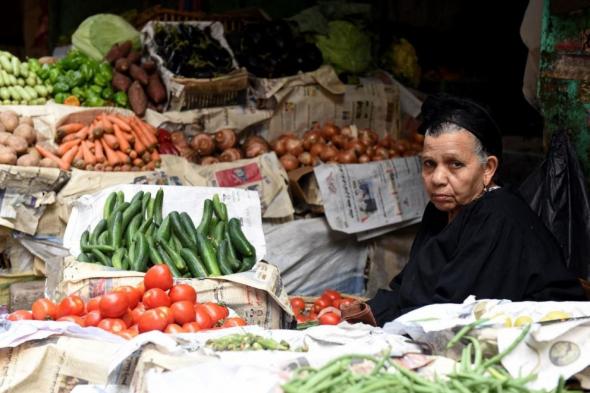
left=365, top=94, right=585, bottom=326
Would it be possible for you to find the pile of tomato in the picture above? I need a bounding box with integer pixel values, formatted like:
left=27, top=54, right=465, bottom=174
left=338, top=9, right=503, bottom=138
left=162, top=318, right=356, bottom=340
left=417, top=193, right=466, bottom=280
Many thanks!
left=290, top=289, right=355, bottom=325
left=6, top=265, right=247, bottom=339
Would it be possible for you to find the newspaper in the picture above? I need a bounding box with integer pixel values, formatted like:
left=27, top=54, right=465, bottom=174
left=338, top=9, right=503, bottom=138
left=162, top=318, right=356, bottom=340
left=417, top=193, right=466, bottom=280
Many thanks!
left=62, top=184, right=266, bottom=261
left=314, top=156, right=428, bottom=235
left=54, top=258, right=293, bottom=329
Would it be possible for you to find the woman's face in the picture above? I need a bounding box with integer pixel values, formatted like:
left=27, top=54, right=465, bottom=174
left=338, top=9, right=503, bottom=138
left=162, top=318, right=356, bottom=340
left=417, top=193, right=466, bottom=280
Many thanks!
left=420, top=129, right=497, bottom=217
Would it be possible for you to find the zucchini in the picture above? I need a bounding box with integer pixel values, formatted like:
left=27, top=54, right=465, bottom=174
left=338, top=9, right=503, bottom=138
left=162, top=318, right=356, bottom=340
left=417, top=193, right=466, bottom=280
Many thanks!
left=227, top=218, right=255, bottom=257
left=180, top=248, right=208, bottom=278
left=196, top=199, right=213, bottom=235
left=196, top=232, right=221, bottom=276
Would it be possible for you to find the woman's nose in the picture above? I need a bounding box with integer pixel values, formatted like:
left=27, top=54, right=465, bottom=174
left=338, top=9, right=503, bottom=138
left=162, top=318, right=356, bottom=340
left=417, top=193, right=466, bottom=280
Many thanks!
left=431, top=166, right=448, bottom=186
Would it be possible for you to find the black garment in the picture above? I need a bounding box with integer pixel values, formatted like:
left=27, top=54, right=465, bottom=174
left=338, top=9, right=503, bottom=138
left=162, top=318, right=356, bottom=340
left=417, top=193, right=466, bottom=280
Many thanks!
left=368, top=188, right=586, bottom=326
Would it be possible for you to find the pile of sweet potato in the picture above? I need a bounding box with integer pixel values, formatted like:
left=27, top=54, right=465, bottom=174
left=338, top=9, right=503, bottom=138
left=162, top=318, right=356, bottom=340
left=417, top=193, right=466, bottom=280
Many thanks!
left=106, top=40, right=167, bottom=117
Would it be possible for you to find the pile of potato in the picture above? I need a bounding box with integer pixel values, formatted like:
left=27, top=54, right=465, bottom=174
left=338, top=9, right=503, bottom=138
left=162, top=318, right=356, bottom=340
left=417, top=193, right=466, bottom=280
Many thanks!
left=0, top=110, right=53, bottom=167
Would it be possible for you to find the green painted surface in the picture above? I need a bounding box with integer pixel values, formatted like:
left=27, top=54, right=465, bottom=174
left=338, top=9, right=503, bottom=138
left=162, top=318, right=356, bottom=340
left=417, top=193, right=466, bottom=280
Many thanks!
left=539, top=0, right=590, bottom=176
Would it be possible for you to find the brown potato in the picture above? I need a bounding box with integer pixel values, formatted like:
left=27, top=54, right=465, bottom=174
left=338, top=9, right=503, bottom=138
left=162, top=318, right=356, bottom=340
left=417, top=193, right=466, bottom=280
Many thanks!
left=0, top=145, right=17, bottom=165
left=0, top=111, right=18, bottom=132
left=6, top=135, right=29, bottom=154
left=39, top=158, right=58, bottom=168
left=19, top=116, right=34, bottom=127
left=0, top=131, right=11, bottom=144
left=16, top=154, right=40, bottom=167
left=13, top=124, right=36, bottom=145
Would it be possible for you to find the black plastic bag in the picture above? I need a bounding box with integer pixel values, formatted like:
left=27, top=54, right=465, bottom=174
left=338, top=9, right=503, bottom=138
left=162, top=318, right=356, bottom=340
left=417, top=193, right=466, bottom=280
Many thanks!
left=519, top=130, right=590, bottom=279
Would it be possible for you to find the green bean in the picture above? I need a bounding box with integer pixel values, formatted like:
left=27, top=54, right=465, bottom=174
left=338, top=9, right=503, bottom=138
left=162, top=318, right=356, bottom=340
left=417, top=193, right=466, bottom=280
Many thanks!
left=447, top=318, right=489, bottom=349
left=479, top=324, right=531, bottom=371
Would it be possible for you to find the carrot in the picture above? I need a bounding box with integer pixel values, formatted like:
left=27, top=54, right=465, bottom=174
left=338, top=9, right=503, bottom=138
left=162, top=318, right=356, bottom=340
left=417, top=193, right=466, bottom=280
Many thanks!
left=60, top=145, right=79, bottom=171
left=150, top=150, right=160, bottom=162
left=115, top=150, right=130, bottom=164
left=57, top=139, right=81, bottom=157
left=56, top=123, right=85, bottom=140
left=132, top=131, right=146, bottom=154
left=131, top=121, right=154, bottom=149
left=75, top=145, right=84, bottom=160
left=103, top=133, right=119, bottom=150
left=99, top=116, right=114, bottom=134
left=81, top=141, right=97, bottom=165
left=129, top=150, right=138, bottom=160
left=114, top=124, right=131, bottom=153
left=94, top=163, right=105, bottom=171
left=133, top=118, right=157, bottom=146
left=62, top=126, right=89, bottom=143
left=132, top=158, right=144, bottom=167
left=35, top=144, right=65, bottom=169
left=94, top=139, right=105, bottom=163
left=120, top=164, right=132, bottom=172
left=85, top=164, right=95, bottom=171
left=101, top=139, right=120, bottom=166
left=106, top=115, right=132, bottom=132
left=121, top=130, right=135, bottom=143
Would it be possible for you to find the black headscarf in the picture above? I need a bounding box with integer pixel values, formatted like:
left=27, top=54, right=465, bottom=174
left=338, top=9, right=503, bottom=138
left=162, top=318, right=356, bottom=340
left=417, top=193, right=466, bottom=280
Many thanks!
left=418, top=93, right=503, bottom=160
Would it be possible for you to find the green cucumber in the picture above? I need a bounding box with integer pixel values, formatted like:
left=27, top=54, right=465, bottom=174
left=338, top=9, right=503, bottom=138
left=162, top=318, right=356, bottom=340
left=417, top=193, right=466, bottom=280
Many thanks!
left=91, top=248, right=111, bottom=266
left=211, top=220, right=225, bottom=247
left=180, top=248, right=208, bottom=278
left=141, top=192, right=151, bottom=217
left=133, top=232, right=148, bottom=272
left=98, top=231, right=110, bottom=246
left=157, top=244, right=182, bottom=277
left=91, top=219, right=108, bottom=245
left=108, top=202, right=129, bottom=227
left=153, top=189, right=164, bottom=225
left=228, top=218, right=255, bottom=257
left=196, top=199, right=213, bottom=235
left=77, top=252, right=92, bottom=263
left=212, top=194, right=228, bottom=222
left=156, top=215, right=171, bottom=243
left=179, top=212, right=198, bottom=244
left=224, top=226, right=241, bottom=271
left=160, top=239, right=187, bottom=272
left=217, top=239, right=235, bottom=275
left=239, top=255, right=257, bottom=272
left=111, top=248, right=126, bottom=270
left=146, top=236, right=164, bottom=266
left=122, top=199, right=142, bottom=232
left=82, top=244, right=115, bottom=253
left=125, top=214, right=142, bottom=247
left=170, top=211, right=195, bottom=248
left=196, top=232, right=221, bottom=276
left=80, top=230, right=90, bottom=249
left=116, top=191, right=125, bottom=206
left=103, top=192, right=117, bottom=220
left=110, top=211, right=123, bottom=250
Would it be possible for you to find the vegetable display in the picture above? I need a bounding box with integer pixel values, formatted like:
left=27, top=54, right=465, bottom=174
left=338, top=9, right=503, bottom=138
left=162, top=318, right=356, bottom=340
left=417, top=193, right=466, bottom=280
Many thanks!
left=7, top=264, right=248, bottom=338
left=0, top=111, right=55, bottom=167
left=40, top=112, right=160, bottom=171
left=79, top=190, right=257, bottom=277
left=282, top=324, right=572, bottom=393
left=206, top=333, right=292, bottom=351
left=226, top=21, right=323, bottom=78
left=152, top=23, right=234, bottom=79
left=104, top=40, right=167, bottom=115
left=0, top=52, right=50, bottom=106
left=34, top=50, right=121, bottom=108
left=272, top=122, right=424, bottom=171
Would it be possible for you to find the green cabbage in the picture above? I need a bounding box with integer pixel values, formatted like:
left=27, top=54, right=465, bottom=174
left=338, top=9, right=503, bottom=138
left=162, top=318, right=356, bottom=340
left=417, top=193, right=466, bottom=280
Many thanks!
left=72, top=14, right=140, bottom=61
left=315, top=21, right=371, bottom=75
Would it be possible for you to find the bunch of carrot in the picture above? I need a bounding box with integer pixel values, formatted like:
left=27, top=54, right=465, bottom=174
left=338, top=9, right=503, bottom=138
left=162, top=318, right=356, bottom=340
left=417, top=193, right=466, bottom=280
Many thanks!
left=35, top=113, right=161, bottom=171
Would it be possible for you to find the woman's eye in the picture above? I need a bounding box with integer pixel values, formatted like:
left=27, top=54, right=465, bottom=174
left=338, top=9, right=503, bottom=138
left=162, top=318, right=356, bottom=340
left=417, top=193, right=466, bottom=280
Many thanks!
left=422, top=160, right=435, bottom=168
left=450, top=161, right=464, bottom=168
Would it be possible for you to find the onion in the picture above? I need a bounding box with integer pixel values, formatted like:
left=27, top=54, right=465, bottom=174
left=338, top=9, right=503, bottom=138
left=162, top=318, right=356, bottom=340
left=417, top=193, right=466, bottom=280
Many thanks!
left=393, top=140, right=408, bottom=154
left=320, top=145, right=339, bottom=162
left=302, top=130, right=325, bottom=150
left=374, top=146, right=389, bottom=158
left=220, top=148, right=242, bottom=162
left=359, top=129, right=379, bottom=146
left=345, top=139, right=367, bottom=156
left=379, top=135, right=394, bottom=149
left=271, top=138, right=287, bottom=156
left=337, top=149, right=357, bottom=164
left=244, top=136, right=270, bottom=158
left=340, top=125, right=354, bottom=138
left=285, top=137, right=304, bottom=157
left=388, top=149, right=399, bottom=158
left=190, top=133, right=215, bottom=156
left=321, top=122, right=340, bottom=140
left=171, top=131, right=189, bottom=148
left=358, top=154, right=370, bottom=163
left=280, top=153, right=299, bottom=171
left=310, top=142, right=326, bottom=158
left=331, top=134, right=349, bottom=149
left=298, top=151, right=315, bottom=166
left=200, top=156, right=220, bottom=165
left=214, top=128, right=237, bottom=150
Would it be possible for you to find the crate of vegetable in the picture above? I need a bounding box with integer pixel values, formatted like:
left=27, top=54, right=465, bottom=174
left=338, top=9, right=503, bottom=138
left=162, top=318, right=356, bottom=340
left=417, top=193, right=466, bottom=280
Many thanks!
left=141, top=21, right=248, bottom=110
left=63, top=184, right=265, bottom=277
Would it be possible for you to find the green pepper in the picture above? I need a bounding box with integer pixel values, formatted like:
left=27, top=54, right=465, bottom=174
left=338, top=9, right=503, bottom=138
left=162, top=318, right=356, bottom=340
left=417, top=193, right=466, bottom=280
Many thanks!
left=61, top=50, right=86, bottom=70
left=80, top=63, right=93, bottom=82
left=113, top=91, right=128, bottom=107
left=89, top=84, right=102, bottom=95
left=53, top=82, right=69, bottom=94
left=93, top=73, right=109, bottom=87
left=101, top=86, right=114, bottom=100
left=27, top=58, right=41, bottom=74
left=65, top=70, right=84, bottom=88
left=98, top=63, right=112, bottom=78
left=48, top=68, right=60, bottom=84
left=54, top=92, right=67, bottom=104
left=85, top=94, right=105, bottom=107
left=71, top=86, right=85, bottom=99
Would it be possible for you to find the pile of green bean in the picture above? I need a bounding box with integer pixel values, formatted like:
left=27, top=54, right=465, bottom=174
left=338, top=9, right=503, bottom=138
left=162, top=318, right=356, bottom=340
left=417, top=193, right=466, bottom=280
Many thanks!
left=206, top=333, right=292, bottom=351
left=282, top=324, right=578, bottom=393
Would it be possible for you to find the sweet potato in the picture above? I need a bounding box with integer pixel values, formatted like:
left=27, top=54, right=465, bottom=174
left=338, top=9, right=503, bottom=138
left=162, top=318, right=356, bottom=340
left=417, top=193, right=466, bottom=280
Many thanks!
left=17, top=154, right=40, bottom=167
left=147, top=73, right=166, bottom=104
left=141, top=59, right=157, bottom=74
left=6, top=135, right=28, bottom=154
left=128, top=81, right=147, bottom=117
left=127, top=51, right=141, bottom=65
left=39, top=158, right=59, bottom=168
left=115, top=58, right=130, bottom=73
left=105, top=43, right=124, bottom=63
left=129, top=64, right=149, bottom=85
left=112, top=72, right=131, bottom=92
left=0, top=111, right=18, bottom=132
left=118, top=40, right=133, bottom=58
left=13, top=124, right=36, bottom=145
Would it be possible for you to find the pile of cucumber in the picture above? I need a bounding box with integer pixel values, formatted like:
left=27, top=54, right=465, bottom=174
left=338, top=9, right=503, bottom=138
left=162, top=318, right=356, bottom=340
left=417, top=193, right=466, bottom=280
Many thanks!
left=78, top=189, right=257, bottom=277
left=0, top=52, right=50, bottom=105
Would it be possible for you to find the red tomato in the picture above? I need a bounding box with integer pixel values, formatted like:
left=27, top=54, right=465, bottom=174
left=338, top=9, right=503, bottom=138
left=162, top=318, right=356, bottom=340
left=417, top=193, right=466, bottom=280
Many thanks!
left=157, top=306, right=175, bottom=325
left=170, top=301, right=196, bottom=325
left=295, top=314, right=308, bottom=324
left=57, top=295, right=85, bottom=318
left=194, top=304, right=213, bottom=329
left=99, top=292, right=129, bottom=318
left=182, top=322, right=202, bottom=332
left=86, top=297, right=101, bottom=313
left=131, top=306, right=145, bottom=325
left=128, top=324, right=139, bottom=335
left=121, top=309, right=134, bottom=328
left=113, top=286, right=141, bottom=309
left=290, top=297, right=305, bottom=312
left=58, top=315, right=85, bottom=326
left=169, top=284, right=197, bottom=303
left=199, top=302, right=228, bottom=325
left=32, top=298, right=58, bottom=321
left=313, top=298, right=331, bottom=313
left=117, top=330, right=136, bottom=340
left=322, top=289, right=341, bottom=303
left=98, top=318, right=127, bottom=333
left=144, top=265, right=173, bottom=291
left=165, top=324, right=187, bottom=334
left=143, top=288, right=171, bottom=309
left=221, top=317, right=247, bottom=328
left=136, top=282, right=146, bottom=297
left=319, top=312, right=341, bottom=325
left=138, top=309, right=168, bottom=332
left=7, top=310, right=33, bottom=321
left=84, top=310, right=102, bottom=327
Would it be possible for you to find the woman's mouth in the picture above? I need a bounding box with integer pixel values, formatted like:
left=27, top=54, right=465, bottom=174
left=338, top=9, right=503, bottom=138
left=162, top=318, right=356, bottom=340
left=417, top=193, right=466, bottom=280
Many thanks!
left=431, top=194, right=453, bottom=202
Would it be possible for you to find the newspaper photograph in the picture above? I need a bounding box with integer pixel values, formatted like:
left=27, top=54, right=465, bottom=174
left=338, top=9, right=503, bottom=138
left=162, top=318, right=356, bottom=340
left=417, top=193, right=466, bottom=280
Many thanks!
left=314, top=156, right=428, bottom=234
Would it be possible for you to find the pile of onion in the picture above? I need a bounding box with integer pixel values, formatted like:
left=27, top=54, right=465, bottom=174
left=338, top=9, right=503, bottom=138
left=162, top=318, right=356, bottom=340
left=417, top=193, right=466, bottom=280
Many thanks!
left=269, top=121, right=425, bottom=171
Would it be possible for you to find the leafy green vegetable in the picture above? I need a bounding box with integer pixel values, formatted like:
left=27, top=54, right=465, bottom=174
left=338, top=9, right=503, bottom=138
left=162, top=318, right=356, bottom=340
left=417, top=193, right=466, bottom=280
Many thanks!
left=72, top=14, right=140, bottom=60
left=315, top=21, right=371, bottom=74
